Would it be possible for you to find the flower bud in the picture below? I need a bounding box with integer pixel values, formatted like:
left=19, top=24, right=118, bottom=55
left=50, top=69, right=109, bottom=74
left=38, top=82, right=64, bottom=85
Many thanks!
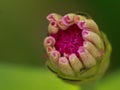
left=44, top=13, right=112, bottom=84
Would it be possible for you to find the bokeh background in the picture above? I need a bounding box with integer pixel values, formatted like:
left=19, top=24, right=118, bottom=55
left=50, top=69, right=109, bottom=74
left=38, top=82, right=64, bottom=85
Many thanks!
left=0, top=0, right=120, bottom=90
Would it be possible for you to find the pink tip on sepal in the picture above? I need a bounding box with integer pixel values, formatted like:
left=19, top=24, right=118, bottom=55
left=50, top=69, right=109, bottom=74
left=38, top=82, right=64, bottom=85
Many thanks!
left=47, top=13, right=62, bottom=22
left=69, top=53, right=76, bottom=61
left=63, top=53, right=69, bottom=58
left=57, top=20, right=68, bottom=30
left=62, top=14, right=74, bottom=26
left=44, top=36, right=56, bottom=47
left=59, top=57, right=68, bottom=64
left=69, top=53, right=83, bottom=72
left=58, top=56, right=74, bottom=76
left=48, top=21, right=59, bottom=34
left=82, top=30, right=89, bottom=37
left=77, top=21, right=86, bottom=30
left=83, top=41, right=87, bottom=46
left=74, top=15, right=80, bottom=23
left=46, top=46, right=55, bottom=54
left=47, top=14, right=56, bottom=22
left=50, top=50, right=61, bottom=60
left=50, top=21, right=57, bottom=27
left=62, top=15, right=71, bottom=25
left=77, top=46, right=85, bottom=54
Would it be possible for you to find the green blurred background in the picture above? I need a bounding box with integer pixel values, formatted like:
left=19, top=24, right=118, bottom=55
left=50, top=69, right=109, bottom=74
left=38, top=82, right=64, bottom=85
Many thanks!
left=0, top=0, right=120, bottom=90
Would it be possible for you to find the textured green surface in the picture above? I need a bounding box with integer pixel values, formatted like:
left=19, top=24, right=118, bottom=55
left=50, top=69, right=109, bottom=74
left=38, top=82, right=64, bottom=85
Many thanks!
left=0, top=64, right=78, bottom=90
left=0, top=63, right=120, bottom=90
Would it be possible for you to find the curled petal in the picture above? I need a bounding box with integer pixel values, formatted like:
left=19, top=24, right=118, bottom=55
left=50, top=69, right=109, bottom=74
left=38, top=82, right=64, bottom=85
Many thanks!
left=46, top=46, right=55, bottom=54
left=74, top=15, right=86, bottom=24
left=62, top=13, right=76, bottom=26
left=50, top=21, right=57, bottom=27
left=48, top=21, right=59, bottom=34
left=47, top=13, right=62, bottom=22
left=82, top=30, right=104, bottom=51
left=77, top=21, right=86, bottom=30
left=57, top=20, right=68, bottom=30
left=58, top=57, right=74, bottom=76
left=49, top=50, right=60, bottom=63
left=69, top=53, right=83, bottom=73
left=84, top=19, right=100, bottom=35
left=78, top=46, right=96, bottom=68
left=48, top=50, right=60, bottom=71
left=44, top=36, right=56, bottom=47
left=50, top=50, right=60, bottom=60
left=83, top=41, right=101, bottom=59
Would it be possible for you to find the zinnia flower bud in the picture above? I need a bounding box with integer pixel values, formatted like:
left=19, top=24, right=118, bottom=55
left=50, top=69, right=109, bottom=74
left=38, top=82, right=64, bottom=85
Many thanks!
left=44, top=13, right=112, bottom=83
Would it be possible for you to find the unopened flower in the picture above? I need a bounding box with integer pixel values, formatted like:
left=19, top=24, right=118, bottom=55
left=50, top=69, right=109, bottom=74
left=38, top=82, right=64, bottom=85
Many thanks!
left=44, top=13, right=112, bottom=83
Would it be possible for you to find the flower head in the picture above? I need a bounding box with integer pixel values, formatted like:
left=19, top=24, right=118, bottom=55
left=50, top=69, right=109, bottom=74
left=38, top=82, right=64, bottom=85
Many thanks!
left=44, top=13, right=112, bottom=83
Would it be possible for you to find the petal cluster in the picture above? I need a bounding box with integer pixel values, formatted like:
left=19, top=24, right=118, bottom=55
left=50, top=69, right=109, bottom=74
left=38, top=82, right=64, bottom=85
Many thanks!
left=44, top=13, right=111, bottom=82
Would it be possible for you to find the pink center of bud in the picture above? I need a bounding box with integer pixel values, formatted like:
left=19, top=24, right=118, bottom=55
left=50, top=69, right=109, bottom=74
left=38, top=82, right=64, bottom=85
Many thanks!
left=51, top=24, right=84, bottom=57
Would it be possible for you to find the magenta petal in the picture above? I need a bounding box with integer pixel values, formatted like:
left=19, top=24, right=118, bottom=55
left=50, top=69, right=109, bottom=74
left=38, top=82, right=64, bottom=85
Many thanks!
left=51, top=24, right=84, bottom=57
